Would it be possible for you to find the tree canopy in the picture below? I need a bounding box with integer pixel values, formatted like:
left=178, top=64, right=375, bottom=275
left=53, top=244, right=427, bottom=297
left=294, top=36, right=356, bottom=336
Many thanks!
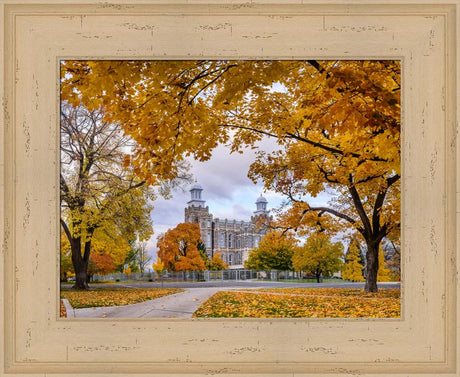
left=60, top=103, right=154, bottom=289
left=156, top=222, right=206, bottom=271
left=61, top=59, right=400, bottom=292
left=244, top=231, right=297, bottom=271
left=208, top=253, right=228, bottom=271
left=292, top=233, right=344, bottom=283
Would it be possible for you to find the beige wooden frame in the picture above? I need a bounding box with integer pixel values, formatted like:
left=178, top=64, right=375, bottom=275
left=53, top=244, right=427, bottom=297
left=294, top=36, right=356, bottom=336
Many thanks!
left=0, top=1, right=458, bottom=376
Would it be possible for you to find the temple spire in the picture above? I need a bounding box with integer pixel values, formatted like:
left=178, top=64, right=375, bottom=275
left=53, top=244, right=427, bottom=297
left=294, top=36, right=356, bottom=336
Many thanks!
left=188, top=182, right=205, bottom=208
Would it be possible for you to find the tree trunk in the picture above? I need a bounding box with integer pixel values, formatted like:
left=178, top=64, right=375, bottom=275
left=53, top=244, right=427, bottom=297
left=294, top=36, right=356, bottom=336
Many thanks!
left=364, top=241, right=379, bottom=292
left=70, top=238, right=90, bottom=290
left=315, top=269, right=322, bottom=283
left=73, top=259, right=89, bottom=290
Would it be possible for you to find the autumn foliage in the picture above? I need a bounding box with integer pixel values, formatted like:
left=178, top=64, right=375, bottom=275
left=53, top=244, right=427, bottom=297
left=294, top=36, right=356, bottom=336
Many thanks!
left=193, top=288, right=400, bottom=318
left=61, top=60, right=400, bottom=292
left=60, top=288, right=183, bottom=310
left=157, top=223, right=206, bottom=271
left=342, top=240, right=365, bottom=282
left=245, top=231, right=297, bottom=271
left=292, top=233, right=343, bottom=282
left=208, top=253, right=228, bottom=271
left=377, top=248, right=393, bottom=282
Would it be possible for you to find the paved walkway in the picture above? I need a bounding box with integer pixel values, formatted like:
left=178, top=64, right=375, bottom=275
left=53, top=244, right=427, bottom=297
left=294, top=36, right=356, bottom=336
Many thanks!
left=65, top=282, right=401, bottom=319
left=70, top=287, right=236, bottom=318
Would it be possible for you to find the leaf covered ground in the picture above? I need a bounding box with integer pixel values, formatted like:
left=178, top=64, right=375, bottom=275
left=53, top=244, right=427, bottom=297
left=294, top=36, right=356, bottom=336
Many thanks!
left=61, top=288, right=183, bottom=309
left=193, top=288, right=400, bottom=318
left=60, top=300, right=67, bottom=318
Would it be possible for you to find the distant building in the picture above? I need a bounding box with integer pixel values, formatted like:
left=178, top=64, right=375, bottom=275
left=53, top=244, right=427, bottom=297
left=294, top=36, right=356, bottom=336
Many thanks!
left=184, top=183, right=270, bottom=269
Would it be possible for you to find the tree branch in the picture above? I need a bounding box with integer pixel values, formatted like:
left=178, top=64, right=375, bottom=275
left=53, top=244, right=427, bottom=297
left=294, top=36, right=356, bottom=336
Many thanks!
left=347, top=175, right=372, bottom=238
left=60, top=218, right=72, bottom=242
left=305, top=206, right=358, bottom=226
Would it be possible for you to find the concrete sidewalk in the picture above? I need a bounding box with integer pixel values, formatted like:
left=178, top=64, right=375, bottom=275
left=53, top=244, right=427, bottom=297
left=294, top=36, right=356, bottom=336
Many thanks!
left=71, top=287, right=232, bottom=318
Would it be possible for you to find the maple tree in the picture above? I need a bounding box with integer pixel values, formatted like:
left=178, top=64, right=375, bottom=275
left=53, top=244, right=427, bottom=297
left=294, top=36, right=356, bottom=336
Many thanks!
left=156, top=223, right=206, bottom=271
left=342, top=240, right=365, bottom=282
left=85, top=229, right=131, bottom=281
left=87, top=252, right=115, bottom=278
left=61, top=60, right=400, bottom=292
left=60, top=103, right=155, bottom=289
left=244, top=231, right=297, bottom=271
left=292, top=233, right=343, bottom=283
left=208, top=253, right=228, bottom=271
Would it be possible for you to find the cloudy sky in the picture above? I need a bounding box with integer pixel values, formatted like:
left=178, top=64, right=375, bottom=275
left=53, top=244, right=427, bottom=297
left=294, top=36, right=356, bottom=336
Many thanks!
left=145, top=138, right=333, bottom=264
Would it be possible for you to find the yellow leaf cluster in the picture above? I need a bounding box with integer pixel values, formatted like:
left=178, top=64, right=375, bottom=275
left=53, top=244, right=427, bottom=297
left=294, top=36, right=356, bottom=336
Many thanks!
left=60, top=288, right=183, bottom=309
left=193, top=288, right=400, bottom=318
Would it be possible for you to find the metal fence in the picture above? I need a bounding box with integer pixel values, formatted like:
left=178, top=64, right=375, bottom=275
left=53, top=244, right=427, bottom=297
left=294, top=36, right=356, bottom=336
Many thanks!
left=90, top=269, right=302, bottom=283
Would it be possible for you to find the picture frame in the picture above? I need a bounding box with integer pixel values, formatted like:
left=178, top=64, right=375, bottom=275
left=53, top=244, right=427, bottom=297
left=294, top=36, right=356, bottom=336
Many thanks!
left=0, top=1, right=458, bottom=376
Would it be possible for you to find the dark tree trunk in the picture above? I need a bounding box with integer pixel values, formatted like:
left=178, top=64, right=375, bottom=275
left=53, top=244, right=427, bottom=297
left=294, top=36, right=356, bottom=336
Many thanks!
left=70, top=237, right=91, bottom=290
left=315, top=269, right=322, bottom=283
left=364, top=241, right=379, bottom=292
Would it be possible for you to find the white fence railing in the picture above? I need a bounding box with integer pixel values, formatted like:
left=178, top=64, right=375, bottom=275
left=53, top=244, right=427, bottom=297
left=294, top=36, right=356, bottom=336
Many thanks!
left=89, top=269, right=303, bottom=282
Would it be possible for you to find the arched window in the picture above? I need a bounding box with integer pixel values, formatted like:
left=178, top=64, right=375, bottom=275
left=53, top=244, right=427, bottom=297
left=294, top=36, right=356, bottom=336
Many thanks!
left=236, top=253, right=241, bottom=265
left=228, top=234, right=232, bottom=248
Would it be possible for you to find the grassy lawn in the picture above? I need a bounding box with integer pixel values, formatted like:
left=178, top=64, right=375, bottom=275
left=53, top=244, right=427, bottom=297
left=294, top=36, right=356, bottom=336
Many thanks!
left=193, top=288, right=400, bottom=318
left=61, top=288, right=184, bottom=309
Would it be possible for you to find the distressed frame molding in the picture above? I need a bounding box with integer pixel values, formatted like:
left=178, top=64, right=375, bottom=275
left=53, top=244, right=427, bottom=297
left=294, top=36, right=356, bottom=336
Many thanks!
left=0, top=1, right=458, bottom=376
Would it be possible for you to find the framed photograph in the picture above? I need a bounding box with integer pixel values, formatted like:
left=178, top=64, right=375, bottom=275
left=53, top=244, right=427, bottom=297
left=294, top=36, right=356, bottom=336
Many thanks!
left=1, top=1, right=458, bottom=376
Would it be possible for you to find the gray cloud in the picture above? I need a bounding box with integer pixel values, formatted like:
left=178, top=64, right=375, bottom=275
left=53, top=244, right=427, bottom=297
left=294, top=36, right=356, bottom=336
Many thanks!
left=146, top=140, right=334, bottom=260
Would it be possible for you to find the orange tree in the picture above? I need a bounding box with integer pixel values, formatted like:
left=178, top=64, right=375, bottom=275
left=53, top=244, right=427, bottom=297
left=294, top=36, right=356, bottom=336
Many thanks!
left=157, top=223, right=206, bottom=271
left=61, top=60, right=400, bottom=292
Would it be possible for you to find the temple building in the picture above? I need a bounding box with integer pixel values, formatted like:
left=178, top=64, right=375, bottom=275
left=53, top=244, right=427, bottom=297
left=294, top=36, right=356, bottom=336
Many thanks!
left=184, top=183, right=270, bottom=269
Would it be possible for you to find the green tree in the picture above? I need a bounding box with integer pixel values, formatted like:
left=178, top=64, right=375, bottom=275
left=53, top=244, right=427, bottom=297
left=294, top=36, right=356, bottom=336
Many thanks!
left=197, top=241, right=210, bottom=268
left=292, top=233, right=343, bottom=283
left=244, top=232, right=297, bottom=271
left=342, top=240, right=365, bottom=282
